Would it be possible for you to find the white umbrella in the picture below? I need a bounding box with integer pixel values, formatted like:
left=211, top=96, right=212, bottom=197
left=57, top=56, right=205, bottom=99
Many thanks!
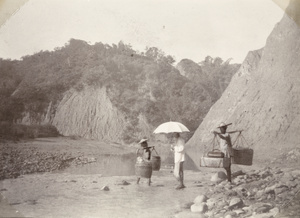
left=153, top=121, right=190, bottom=134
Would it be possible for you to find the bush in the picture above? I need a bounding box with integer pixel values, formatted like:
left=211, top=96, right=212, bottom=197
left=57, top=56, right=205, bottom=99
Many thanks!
left=0, top=123, right=59, bottom=140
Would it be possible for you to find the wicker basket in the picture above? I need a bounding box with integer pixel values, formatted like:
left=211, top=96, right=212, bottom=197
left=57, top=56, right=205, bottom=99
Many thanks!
left=151, top=156, right=161, bottom=171
left=135, top=161, right=152, bottom=178
left=200, top=156, right=231, bottom=168
left=231, top=148, right=253, bottom=166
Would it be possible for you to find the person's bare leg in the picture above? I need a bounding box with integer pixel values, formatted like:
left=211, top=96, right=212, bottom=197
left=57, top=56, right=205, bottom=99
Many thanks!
left=180, top=162, right=185, bottom=188
left=176, top=162, right=185, bottom=189
left=225, top=165, right=232, bottom=182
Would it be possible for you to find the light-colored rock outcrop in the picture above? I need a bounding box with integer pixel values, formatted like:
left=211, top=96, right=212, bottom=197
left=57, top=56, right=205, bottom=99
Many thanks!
left=186, top=4, right=300, bottom=166
left=52, top=87, right=126, bottom=142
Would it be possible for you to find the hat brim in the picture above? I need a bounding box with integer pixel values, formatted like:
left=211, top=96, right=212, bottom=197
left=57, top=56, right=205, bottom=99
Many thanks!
left=218, top=123, right=232, bottom=128
left=138, top=139, right=148, bottom=144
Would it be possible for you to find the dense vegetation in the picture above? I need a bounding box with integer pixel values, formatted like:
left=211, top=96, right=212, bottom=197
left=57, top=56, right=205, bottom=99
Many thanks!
left=0, top=39, right=240, bottom=142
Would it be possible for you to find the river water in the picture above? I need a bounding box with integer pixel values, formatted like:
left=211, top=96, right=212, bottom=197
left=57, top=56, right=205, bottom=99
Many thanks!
left=60, top=155, right=200, bottom=218
left=4, top=152, right=299, bottom=218
left=1, top=168, right=209, bottom=218
left=2, top=161, right=300, bottom=217
left=63, top=153, right=137, bottom=176
left=1, top=151, right=207, bottom=218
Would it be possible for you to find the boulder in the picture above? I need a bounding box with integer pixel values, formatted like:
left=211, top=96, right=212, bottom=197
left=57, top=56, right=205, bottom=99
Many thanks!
left=228, top=198, right=243, bottom=210
left=101, top=186, right=110, bottom=191
left=232, top=170, right=244, bottom=177
left=269, top=207, right=279, bottom=215
left=276, top=192, right=289, bottom=201
left=206, top=198, right=217, bottom=210
left=211, top=171, right=227, bottom=182
left=233, top=209, right=245, bottom=215
left=194, top=195, right=208, bottom=204
left=275, top=186, right=289, bottom=194
left=226, top=190, right=238, bottom=197
left=217, top=200, right=228, bottom=208
left=266, top=190, right=276, bottom=200
left=255, top=190, right=264, bottom=198
left=251, top=207, right=278, bottom=218
left=265, top=184, right=277, bottom=193
left=255, top=206, right=271, bottom=214
left=224, top=183, right=233, bottom=190
left=191, top=203, right=208, bottom=213
left=251, top=203, right=273, bottom=214
left=116, top=180, right=130, bottom=186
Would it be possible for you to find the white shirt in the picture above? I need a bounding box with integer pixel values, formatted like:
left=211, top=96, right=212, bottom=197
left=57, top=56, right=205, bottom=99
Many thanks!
left=174, top=137, right=185, bottom=163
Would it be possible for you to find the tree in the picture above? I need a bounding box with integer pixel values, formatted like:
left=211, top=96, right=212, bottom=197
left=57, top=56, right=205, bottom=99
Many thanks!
left=213, top=57, right=223, bottom=66
left=145, top=47, right=161, bottom=60
left=199, top=56, right=213, bottom=66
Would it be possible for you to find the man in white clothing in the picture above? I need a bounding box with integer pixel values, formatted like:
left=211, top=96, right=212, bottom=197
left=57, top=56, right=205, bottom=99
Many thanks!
left=171, top=133, right=186, bottom=189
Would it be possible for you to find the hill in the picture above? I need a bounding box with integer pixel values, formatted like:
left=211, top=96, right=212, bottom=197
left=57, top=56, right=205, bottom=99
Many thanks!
left=186, top=0, right=300, bottom=167
left=0, top=41, right=239, bottom=143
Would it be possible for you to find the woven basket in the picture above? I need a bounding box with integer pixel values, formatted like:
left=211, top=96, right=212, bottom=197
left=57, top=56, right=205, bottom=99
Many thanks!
left=231, top=148, right=253, bottom=166
left=200, top=156, right=231, bottom=168
left=135, top=161, right=152, bottom=178
left=151, top=156, right=161, bottom=171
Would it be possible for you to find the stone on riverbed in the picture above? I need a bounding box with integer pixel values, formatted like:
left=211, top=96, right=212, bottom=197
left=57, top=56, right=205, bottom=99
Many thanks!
left=194, top=195, right=208, bottom=204
left=206, top=198, right=217, bottom=209
left=211, top=171, right=227, bottom=182
left=115, top=180, right=130, bottom=186
left=191, top=202, right=208, bottom=213
left=228, top=198, right=243, bottom=210
left=101, top=186, right=110, bottom=191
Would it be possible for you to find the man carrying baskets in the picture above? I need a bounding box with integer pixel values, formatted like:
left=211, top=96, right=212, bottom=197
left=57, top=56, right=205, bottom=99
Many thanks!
left=136, top=138, right=153, bottom=186
left=212, top=122, right=235, bottom=182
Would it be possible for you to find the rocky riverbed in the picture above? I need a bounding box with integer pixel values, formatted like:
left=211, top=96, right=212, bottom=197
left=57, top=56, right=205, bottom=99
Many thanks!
left=0, top=137, right=136, bottom=180
left=184, top=167, right=300, bottom=218
left=0, top=138, right=299, bottom=218
left=1, top=166, right=300, bottom=218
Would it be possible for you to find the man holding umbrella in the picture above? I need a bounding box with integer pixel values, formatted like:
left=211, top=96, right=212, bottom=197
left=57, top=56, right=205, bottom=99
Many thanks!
left=171, top=133, right=186, bottom=189
left=153, top=121, right=189, bottom=189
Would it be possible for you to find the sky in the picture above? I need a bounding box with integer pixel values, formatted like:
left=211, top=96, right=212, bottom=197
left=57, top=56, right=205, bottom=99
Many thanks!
left=0, top=0, right=285, bottom=63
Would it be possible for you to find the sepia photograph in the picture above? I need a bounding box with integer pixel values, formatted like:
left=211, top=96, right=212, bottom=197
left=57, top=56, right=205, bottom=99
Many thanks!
left=0, top=0, right=299, bottom=217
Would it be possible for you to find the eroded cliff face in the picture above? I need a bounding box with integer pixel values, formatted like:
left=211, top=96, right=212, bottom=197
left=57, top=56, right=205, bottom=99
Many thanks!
left=52, top=87, right=127, bottom=143
left=186, top=10, right=300, bottom=167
